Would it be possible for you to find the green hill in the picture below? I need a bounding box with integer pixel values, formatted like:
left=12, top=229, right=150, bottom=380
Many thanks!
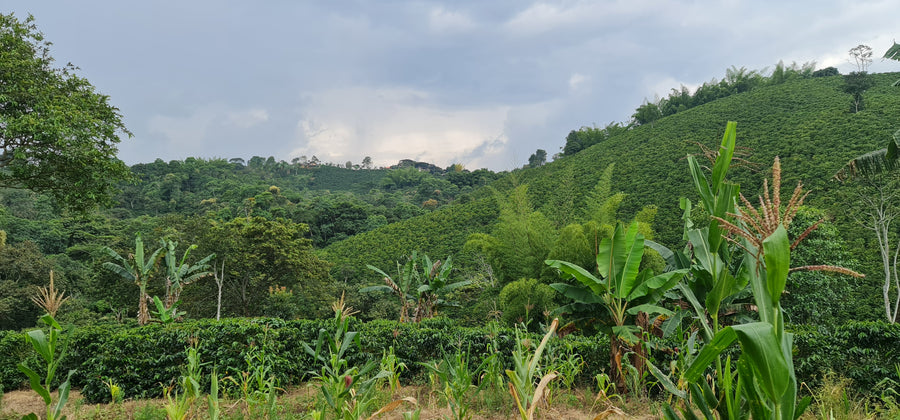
left=325, top=72, right=900, bottom=295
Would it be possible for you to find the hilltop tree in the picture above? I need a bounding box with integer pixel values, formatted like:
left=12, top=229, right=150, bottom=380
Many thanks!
left=528, top=149, right=547, bottom=168
left=0, top=13, right=131, bottom=211
left=843, top=44, right=875, bottom=113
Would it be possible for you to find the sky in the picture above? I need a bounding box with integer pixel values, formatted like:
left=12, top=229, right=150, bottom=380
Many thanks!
left=4, top=1, right=899, bottom=171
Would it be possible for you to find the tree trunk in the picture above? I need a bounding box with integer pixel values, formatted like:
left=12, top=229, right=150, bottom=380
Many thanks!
left=630, top=312, right=650, bottom=395
left=610, top=336, right=627, bottom=394
left=138, top=287, right=150, bottom=326
left=214, top=260, right=225, bottom=321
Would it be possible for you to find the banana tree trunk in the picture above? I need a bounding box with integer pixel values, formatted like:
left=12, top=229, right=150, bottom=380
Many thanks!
left=137, top=287, right=150, bottom=326
left=610, top=336, right=627, bottom=394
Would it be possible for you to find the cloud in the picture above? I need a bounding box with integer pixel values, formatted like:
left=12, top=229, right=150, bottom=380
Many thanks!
left=146, top=105, right=272, bottom=158
left=291, top=87, right=510, bottom=169
left=226, top=108, right=269, bottom=129
left=429, top=7, right=477, bottom=33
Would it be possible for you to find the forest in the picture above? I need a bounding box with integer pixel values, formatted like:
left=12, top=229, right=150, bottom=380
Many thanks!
left=3, top=11, right=900, bottom=420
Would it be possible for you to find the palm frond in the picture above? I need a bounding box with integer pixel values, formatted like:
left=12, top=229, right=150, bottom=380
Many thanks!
left=884, top=41, right=900, bottom=61
left=102, top=261, right=136, bottom=282
left=835, top=129, right=900, bottom=180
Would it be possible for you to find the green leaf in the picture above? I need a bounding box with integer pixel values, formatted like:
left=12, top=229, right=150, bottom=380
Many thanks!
left=762, top=225, right=790, bottom=306
left=711, top=121, right=737, bottom=195
left=25, top=329, right=52, bottom=364
left=646, top=359, right=686, bottom=399
left=18, top=364, right=51, bottom=405
left=625, top=303, right=673, bottom=317
left=731, top=323, right=790, bottom=404
left=684, top=326, right=738, bottom=382
left=546, top=259, right=605, bottom=295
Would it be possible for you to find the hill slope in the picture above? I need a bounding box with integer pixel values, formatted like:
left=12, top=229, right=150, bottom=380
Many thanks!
left=325, top=72, right=900, bottom=289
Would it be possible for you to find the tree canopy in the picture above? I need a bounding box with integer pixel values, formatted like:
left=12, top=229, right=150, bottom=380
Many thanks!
left=0, top=13, right=131, bottom=211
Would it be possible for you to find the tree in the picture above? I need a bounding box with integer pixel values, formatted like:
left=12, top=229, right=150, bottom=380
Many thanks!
left=631, top=100, right=662, bottom=127
left=527, top=149, right=547, bottom=168
left=842, top=71, right=875, bottom=113
left=362, top=156, right=373, bottom=169
left=849, top=44, right=873, bottom=72
left=0, top=13, right=131, bottom=211
left=102, top=233, right=164, bottom=325
left=842, top=44, right=876, bottom=113
left=836, top=129, right=900, bottom=323
left=362, top=251, right=471, bottom=322
left=211, top=216, right=331, bottom=317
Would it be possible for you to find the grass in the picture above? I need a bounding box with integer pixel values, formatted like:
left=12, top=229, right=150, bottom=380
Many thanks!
left=1, top=384, right=656, bottom=420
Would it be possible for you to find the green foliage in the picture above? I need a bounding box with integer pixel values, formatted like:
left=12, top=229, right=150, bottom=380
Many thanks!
left=18, top=313, right=76, bottom=420
left=421, top=348, right=477, bottom=420
left=498, top=278, right=555, bottom=328
left=0, top=13, right=131, bottom=212
left=465, top=185, right=556, bottom=285
left=842, top=71, right=876, bottom=113
left=102, top=233, right=165, bottom=325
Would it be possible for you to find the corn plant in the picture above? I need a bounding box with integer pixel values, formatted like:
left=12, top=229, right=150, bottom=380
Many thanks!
left=102, top=377, right=124, bottom=404
left=18, top=313, right=76, bottom=420
left=380, top=346, right=407, bottom=394
left=421, top=348, right=478, bottom=420
left=506, top=318, right=558, bottom=420
left=545, top=343, right=583, bottom=406
left=30, top=271, right=69, bottom=318
left=650, top=122, right=862, bottom=419
left=229, top=344, right=280, bottom=419
left=303, top=294, right=414, bottom=419
left=207, top=368, right=221, bottom=420
left=162, top=345, right=203, bottom=420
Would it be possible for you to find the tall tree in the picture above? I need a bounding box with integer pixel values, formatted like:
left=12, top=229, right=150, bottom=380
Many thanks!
left=0, top=13, right=131, bottom=211
left=210, top=217, right=332, bottom=317
left=836, top=129, right=900, bottom=323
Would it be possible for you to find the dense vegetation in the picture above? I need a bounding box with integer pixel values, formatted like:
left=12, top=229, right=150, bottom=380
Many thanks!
left=5, top=11, right=900, bottom=419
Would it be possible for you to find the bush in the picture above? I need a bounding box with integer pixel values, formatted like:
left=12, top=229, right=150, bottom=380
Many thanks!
left=498, top=278, right=555, bottom=329
left=0, top=317, right=611, bottom=403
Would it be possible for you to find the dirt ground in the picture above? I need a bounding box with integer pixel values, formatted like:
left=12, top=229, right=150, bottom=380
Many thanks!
left=1, top=387, right=657, bottom=419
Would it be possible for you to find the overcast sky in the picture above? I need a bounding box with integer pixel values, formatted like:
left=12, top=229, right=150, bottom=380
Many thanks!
left=5, top=1, right=898, bottom=170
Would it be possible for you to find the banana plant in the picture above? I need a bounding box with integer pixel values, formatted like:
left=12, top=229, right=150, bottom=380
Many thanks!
left=547, top=221, right=686, bottom=393
left=363, top=252, right=471, bottom=322
left=102, top=233, right=164, bottom=325
left=161, top=239, right=215, bottom=309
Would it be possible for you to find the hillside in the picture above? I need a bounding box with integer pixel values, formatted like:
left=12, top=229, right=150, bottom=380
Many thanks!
left=326, top=72, right=900, bottom=294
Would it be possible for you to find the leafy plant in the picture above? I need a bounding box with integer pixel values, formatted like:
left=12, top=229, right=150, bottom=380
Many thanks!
left=422, top=348, right=478, bottom=420
left=152, top=296, right=186, bottom=324
left=363, top=251, right=471, bottom=322
left=18, top=313, right=76, bottom=420
left=102, top=233, right=164, bottom=325
left=506, top=318, right=558, bottom=420
left=162, top=344, right=203, bottom=420
left=652, top=123, right=861, bottom=419
left=547, top=221, right=686, bottom=393
left=380, top=345, right=407, bottom=395
left=303, top=293, right=414, bottom=419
